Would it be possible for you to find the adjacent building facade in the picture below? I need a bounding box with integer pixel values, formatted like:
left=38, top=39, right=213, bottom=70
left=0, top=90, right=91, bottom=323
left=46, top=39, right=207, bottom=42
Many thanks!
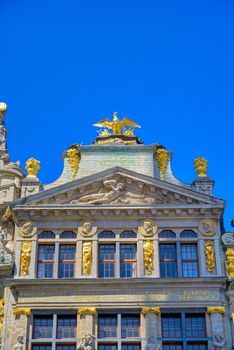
left=0, top=103, right=233, bottom=350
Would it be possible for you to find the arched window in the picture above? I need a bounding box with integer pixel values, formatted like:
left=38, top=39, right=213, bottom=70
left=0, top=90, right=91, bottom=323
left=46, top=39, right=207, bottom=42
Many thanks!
left=99, top=231, right=116, bottom=239
left=60, top=231, right=76, bottom=239
left=180, top=230, right=197, bottom=238
left=120, top=231, right=137, bottom=239
left=159, top=230, right=176, bottom=239
left=38, top=231, right=55, bottom=239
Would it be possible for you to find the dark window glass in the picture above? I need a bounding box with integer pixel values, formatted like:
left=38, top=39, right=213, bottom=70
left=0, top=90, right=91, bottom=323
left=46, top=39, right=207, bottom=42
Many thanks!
left=37, top=245, right=55, bottom=278
left=98, top=344, right=117, bottom=350
left=162, top=315, right=182, bottom=338
left=180, top=230, right=197, bottom=238
left=120, top=244, right=137, bottom=278
left=56, top=346, right=76, bottom=350
left=38, top=231, right=55, bottom=239
left=181, top=244, right=199, bottom=277
left=99, top=245, right=115, bottom=278
left=162, top=344, right=183, bottom=350
left=159, top=231, right=176, bottom=239
left=60, top=231, right=76, bottom=239
left=57, top=316, right=77, bottom=338
left=121, top=315, right=140, bottom=338
left=99, top=231, right=116, bottom=239
left=120, top=231, right=137, bottom=239
left=185, top=315, right=206, bottom=338
left=160, top=244, right=177, bottom=278
left=187, top=343, right=207, bottom=350
left=33, top=316, right=53, bottom=339
left=122, top=344, right=141, bottom=350
left=98, top=315, right=117, bottom=338
left=32, top=346, right=52, bottom=350
left=59, top=245, right=76, bottom=278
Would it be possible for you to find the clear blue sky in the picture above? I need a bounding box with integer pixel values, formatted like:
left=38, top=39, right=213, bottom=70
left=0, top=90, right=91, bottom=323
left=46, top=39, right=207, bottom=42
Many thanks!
left=1, top=0, right=234, bottom=230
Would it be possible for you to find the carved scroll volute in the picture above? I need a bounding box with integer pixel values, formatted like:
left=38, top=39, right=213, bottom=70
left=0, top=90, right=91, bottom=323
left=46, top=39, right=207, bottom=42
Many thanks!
left=82, top=241, right=92, bottom=276
left=205, top=240, right=216, bottom=273
left=20, top=241, right=32, bottom=276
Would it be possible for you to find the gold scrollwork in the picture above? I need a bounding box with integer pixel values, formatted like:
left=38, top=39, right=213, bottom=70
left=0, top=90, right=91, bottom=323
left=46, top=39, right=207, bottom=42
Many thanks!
left=226, top=247, right=234, bottom=279
left=2, top=207, right=12, bottom=222
left=194, top=157, right=208, bottom=177
left=13, top=307, right=31, bottom=317
left=0, top=298, right=4, bottom=332
left=143, top=240, right=154, bottom=275
left=82, top=241, right=92, bottom=276
left=142, top=307, right=160, bottom=315
left=20, top=241, right=32, bottom=276
left=155, top=147, right=169, bottom=180
left=205, top=240, right=215, bottom=273
left=67, top=145, right=81, bottom=179
left=207, top=306, right=225, bottom=314
left=78, top=308, right=97, bottom=316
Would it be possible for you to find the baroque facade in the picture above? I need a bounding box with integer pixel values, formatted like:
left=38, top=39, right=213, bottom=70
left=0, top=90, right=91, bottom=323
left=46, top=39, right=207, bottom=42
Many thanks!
left=0, top=104, right=233, bottom=350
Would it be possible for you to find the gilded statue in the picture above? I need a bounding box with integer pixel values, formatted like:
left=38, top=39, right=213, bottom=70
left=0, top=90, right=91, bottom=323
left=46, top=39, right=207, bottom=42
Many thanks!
left=71, top=179, right=156, bottom=205
left=155, top=147, right=169, bottom=180
left=205, top=240, right=215, bottom=273
left=20, top=241, right=32, bottom=276
left=78, top=222, right=97, bottom=237
left=67, top=145, right=81, bottom=179
left=198, top=219, right=217, bottom=236
left=139, top=221, right=157, bottom=237
left=78, top=334, right=95, bottom=350
left=2, top=207, right=12, bottom=222
left=143, top=240, right=154, bottom=275
left=226, top=247, right=234, bottom=279
left=82, top=241, right=92, bottom=276
left=194, top=157, right=208, bottom=176
left=25, top=158, right=40, bottom=177
left=93, top=112, right=141, bottom=135
left=0, top=298, right=4, bottom=332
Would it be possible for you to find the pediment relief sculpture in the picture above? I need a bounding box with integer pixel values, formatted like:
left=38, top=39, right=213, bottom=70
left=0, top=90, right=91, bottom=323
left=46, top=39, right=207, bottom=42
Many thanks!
left=138, top=220, right=157, bottom=237
left=198, top=219, right=217, bottom=236
left=78, top=221, right=97, bottom=237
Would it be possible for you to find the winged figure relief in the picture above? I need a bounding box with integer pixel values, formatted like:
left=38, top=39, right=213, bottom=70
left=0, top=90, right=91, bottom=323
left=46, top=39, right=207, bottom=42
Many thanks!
left=93, top=112, right=141, bottom=135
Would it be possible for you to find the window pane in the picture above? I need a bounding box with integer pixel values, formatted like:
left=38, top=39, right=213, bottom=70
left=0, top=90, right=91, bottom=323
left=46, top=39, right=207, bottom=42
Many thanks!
left=56, top=345, right=76, bottom=350
left=187, top=343, right=207, bottom=350
left=38, top=231, right=55, bottom=239
left=99, top=231, right=116, bottom=238
left=180, top=230, right=197, bottom=238
left=120, top=245, right=137, bottom=278
left=185, top=315, right=206, bottom=338
left=33, top=316, right=53, bottom=339
left=60, top=231, right=76, bottom=239
left=162, top=344, right=183, bottom=350
left=181, top=244, right=199, bottom=277
left=162, top=315, right=182, bottom=338
left=159, top=231, right=176, bottom=239
left=37, top=245, right=55, bottom=278
left=59, top=245, right=76, bottom=279
left=99, top=245, right=115, bottom=278
left=98, top=344, right=117, bottom=350
left=57, top=316, right=77, bottom=338
left=121, top=315, right=140, bottom=338
left=160, top=245, right=177, bottom=278
left=122, top=344, right=141, bottom=350
left=120, top=231, right=137, bottom=239
left=98, top=315, right=117, bottom=338
left=32, top=346, right=52, bottom=350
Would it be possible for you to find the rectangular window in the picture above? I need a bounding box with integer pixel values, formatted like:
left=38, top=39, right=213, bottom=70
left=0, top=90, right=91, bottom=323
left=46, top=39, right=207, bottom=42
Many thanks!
left=181, top=244, right=199, bottom=277
left=160, top=244, right=177, bottom=278
left=162, top=315, right=182, bottom=338
left=37, top=245, right=55, bottom=278
left=98, top=315, right=117, bottom=338
left=59, top=245, right=76, bottom=278
left=122, top=344, right=141, bottom=350
left=162, top=344, right=183, bottom=350
left=98, top=344, right=117, bottom=350
left=32, top=346, right=52, bottom=350
left=120, top=245, right=137, bottom=278
left=187, top=343, right=207, bottom=350
left=56, top=345, right=76, bottom=350
left=121, top=315, right=140, bottom=338
left=57, top=316, right=77, bottom=339
left=185, top=315, right=206, bottom=338
left=99, top=245, right=115, bottom=278
left=33, top=316, right=53, bottom=339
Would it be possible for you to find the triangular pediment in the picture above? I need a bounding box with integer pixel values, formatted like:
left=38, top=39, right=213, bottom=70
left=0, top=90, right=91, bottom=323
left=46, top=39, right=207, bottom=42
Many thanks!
left=11, top=167, right=224, bottom=209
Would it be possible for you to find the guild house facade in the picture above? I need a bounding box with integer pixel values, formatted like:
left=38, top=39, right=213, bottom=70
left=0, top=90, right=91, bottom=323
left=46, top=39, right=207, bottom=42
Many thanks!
left=0, top=103, right=234, bottom=350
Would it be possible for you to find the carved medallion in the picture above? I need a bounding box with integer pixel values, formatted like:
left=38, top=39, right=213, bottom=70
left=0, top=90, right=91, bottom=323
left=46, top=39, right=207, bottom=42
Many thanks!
left=198, top=219, right=217, bottom=236
left=78, top=222, right=97, bottom=238
left=138, top=220, right=157, bottom=237
left=19, top=221, right=37, bottom=238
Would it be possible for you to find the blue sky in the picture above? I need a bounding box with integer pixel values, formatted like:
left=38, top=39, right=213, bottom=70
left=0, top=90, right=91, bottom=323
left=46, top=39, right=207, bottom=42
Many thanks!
left=1, top=0, right=234, bottom=229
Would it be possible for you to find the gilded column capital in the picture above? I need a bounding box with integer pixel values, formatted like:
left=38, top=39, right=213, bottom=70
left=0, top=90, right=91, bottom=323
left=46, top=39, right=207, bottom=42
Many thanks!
left=141, top=307, right=160, bottom=315
left=13, top=307, right=31, bottom=317
left=207, top=306, right=225, bottom=314
left=78, top=307, right=97, bottom=316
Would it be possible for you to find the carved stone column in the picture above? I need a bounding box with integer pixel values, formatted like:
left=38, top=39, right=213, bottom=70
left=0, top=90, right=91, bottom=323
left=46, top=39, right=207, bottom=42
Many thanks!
left=12, top=308, right=31, bottom=350
left=142, top=308, right=161, bottom=349
left=207, top=307, right=225, bottom=348
left=78, top=308, right=96, bottom=339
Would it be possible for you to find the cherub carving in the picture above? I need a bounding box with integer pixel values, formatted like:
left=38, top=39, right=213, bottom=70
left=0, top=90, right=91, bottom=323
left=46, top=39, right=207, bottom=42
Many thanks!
left=213, top=333, right=225, bottom=349
left=78, top=334, right=95, bottom=350
left=14, top=336, right=24, bottom=350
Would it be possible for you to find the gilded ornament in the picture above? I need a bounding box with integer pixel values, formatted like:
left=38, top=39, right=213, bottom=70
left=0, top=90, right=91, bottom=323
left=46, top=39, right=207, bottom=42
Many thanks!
left=98, top=129, right=111, bottom=137
left=0, top=102, right=7, bottom=112
left=20, top=241, right=32, bottom=276
left=78, top=308, right=97, bottom=316
left=155, top=147, right=169, bottom=180
left=205, top=240, right=216, bottom=273
left=25, top=158, right=40, bottom=177
left=93, top=112, right=141, bottom=136
left=198, top=219, right=217, bottom=236
left=139, top=221, right=157, bottom=237
left=226, top=247, right=234, bottom=279
left=82, top=241, right=92, bottom=276
left=143, top=240, right=154, bottom=275
left=207, top=306, right=225, bottom=314
left=2, top=207, right=12, bottom=222
left=13, top=308, right=31, bottom=317
left=142, top=307, right=160, bottom=315
left=67, top=145, right=81, bottom=179
left=194, top=157, right=208, bottom=177
left=0, top=298, right=4, bottom=332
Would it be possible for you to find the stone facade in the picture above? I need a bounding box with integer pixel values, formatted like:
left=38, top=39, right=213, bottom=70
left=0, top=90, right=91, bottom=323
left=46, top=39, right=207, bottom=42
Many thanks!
left=0, top=107, right=233, bottom=349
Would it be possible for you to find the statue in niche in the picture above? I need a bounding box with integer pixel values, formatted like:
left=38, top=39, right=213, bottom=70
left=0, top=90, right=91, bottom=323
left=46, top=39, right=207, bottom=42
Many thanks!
left=213, top=333, right=225, bottom=349
left=145, top=336, right=160, bottom=350
left=71, top=179, right=156, bottom=205
left=79, top=222, right=97, bottom=237
left=14, top=336, right=24, bottom=350
left=139, top=221, right=157, bottom=237
left=78, top=334, right=95, bottom=350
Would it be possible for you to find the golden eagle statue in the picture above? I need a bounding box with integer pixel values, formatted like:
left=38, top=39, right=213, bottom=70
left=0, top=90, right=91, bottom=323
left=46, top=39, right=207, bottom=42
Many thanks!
left=93, top=112, right=141, bottom=135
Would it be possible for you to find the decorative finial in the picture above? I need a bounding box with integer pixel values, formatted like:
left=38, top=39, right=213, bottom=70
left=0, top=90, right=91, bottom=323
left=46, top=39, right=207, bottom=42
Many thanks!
left=194, top=157, right=208, bottom=176
left=67, top=145, right=81, bottom=180
left=25, top=158, right=40, bottom=177
left=0, top=102, right=7, bottom=113
left=155, top=147, right=169, bottom=180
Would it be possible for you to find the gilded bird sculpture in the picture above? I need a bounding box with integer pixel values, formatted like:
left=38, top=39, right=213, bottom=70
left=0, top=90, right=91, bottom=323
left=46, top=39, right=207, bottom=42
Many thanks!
left=93, top=112, right=141, bottom=135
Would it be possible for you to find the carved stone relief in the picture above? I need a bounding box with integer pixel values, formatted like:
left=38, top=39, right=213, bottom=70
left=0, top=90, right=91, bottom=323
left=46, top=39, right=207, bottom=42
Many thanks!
left=19, top=221, right=37, bottom=238
left=78, top=222, right=97, bottom=237
left=198, top=219, right=217, bottom=236
left=138, top=220, right=157, bottom=237
left=78, top=334, right=95, bottom=350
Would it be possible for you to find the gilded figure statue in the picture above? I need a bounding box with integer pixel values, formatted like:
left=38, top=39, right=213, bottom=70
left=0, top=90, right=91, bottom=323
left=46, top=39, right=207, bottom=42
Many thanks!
left=93, top=112, right=141, bottom=135
left=143, top=240, right=154, bottom=275
left=79, top=222, right=97, bottom=237
left=82, top=241, right=92, bottom=276
left=139, top=221, right=157, bottom=237
left=0, top=298, right=4, bottom=332
left=205, top=240, right=215, bottom=273
left=198, top=219, right=217, bottom=236
left=226, top=247, right=234, bottom=279
left=194, top=157, right=208, bottom=176
left=20, top=241, right=32, bottom=276
left=67, top=144, right=81, bottom=179
left=25, top=158, right=40, bottom=177
left=155, top=147, right=169, bottom=180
